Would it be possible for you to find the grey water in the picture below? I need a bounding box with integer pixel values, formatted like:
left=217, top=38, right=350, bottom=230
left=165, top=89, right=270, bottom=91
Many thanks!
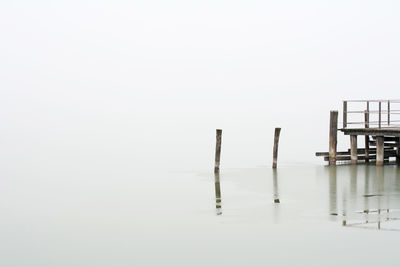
left=2, top=152, right=400, bottom=266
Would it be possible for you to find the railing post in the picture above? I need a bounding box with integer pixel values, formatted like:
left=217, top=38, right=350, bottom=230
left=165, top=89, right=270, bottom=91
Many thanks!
left=364, top=110, right=370, bottom=163
left=388, top=100, right=390, bottom=126
left=343, top=101, right=347, bottom=128
left=378, top=101, right=382, bottom=129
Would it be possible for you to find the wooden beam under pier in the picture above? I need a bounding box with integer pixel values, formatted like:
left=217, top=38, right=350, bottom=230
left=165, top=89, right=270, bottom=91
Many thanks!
left=323, top=150, right=396, bottom=162
left=316, top=148, right=394, bottom=157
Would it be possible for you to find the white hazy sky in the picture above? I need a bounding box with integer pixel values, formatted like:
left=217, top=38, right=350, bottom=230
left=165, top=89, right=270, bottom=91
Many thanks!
left=1, top=1, right=400, bottom=169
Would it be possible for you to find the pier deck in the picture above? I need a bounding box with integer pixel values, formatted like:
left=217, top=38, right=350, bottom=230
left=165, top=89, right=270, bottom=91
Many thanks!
left=341, top=127, right=400, bottom=136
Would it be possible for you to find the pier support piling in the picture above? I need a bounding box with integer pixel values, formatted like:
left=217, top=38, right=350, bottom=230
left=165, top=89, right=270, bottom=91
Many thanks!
left=350, top=135, right=358, bottom=164
left=214, top=129, right=222, bottom=173
left=272, top=128, right=281, bottom=168
left=329, top=111, right=338, bottom=165
left=376, top=136, right=384, bottom=166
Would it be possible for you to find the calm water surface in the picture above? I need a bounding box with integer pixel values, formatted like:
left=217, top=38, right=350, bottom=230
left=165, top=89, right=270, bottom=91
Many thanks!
left=1, top=161, right=400, bottom=266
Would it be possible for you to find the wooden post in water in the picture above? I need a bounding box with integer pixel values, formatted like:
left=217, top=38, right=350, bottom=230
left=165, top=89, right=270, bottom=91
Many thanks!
left=214, top=129, right=222, bottom=173
left=350, top=135, right=358, bottom=164
left=364, top=110, right=370, bottom=163
left=272, top=128, right=281, bottom=168
left=329, top=111, right=338, bottom=165
left=376, top=136, right=384, bottom=166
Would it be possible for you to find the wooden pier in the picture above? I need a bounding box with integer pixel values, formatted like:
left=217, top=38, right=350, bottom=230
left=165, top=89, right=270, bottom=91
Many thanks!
left=317, top=100, right=400, bottom=166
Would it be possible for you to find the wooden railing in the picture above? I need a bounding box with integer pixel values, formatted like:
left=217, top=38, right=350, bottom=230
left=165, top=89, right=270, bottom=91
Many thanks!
left=343, top=100, right=400, bottom=129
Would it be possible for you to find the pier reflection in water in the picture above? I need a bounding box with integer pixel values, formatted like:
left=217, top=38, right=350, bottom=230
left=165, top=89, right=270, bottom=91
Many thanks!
left=329, top=164, right=400, bottom=231
left=210, top=164, right=400, bottom=231
left=214, top=172, right=222, bottom=215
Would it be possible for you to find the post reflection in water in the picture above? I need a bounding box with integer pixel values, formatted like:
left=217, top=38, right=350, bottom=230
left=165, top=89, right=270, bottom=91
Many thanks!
left=350, top=165, right=357, bottom=203
left=376, top=166, right=384, bottom=210
left=272, top=169, right=280, bottom=204
left=363, top=165, right=370, bottom=223
left=214, top=172, right=222, bottom=215
left=271, top=169, right=281, bottom=223
left=376, top=166, right=384, bottom=230
left=328, top=164, right=400, bottom=231
left=328, top=166, right=338, bottom=218
left=341, top=171, right=347, bottom=226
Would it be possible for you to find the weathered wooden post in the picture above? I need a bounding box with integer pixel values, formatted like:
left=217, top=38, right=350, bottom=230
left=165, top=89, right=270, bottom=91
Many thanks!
left=364, top=110, right=370, bottom=163
left=214, top=129, right=222, bottom=173
left=329, top=111, right=338, bottom=165
left=376, top=136, right=384, bottom=166
left=272, top=128, right=281, bottom=168
left=350, top=135, right=358, bottom=164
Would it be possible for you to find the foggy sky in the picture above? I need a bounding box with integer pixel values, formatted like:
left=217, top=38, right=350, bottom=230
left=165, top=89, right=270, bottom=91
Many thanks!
left=1, top=1, right=400, bottom=169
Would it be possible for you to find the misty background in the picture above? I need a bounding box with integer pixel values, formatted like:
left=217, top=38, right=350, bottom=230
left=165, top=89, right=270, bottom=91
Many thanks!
left=1, top=1, right=400, bottom=172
